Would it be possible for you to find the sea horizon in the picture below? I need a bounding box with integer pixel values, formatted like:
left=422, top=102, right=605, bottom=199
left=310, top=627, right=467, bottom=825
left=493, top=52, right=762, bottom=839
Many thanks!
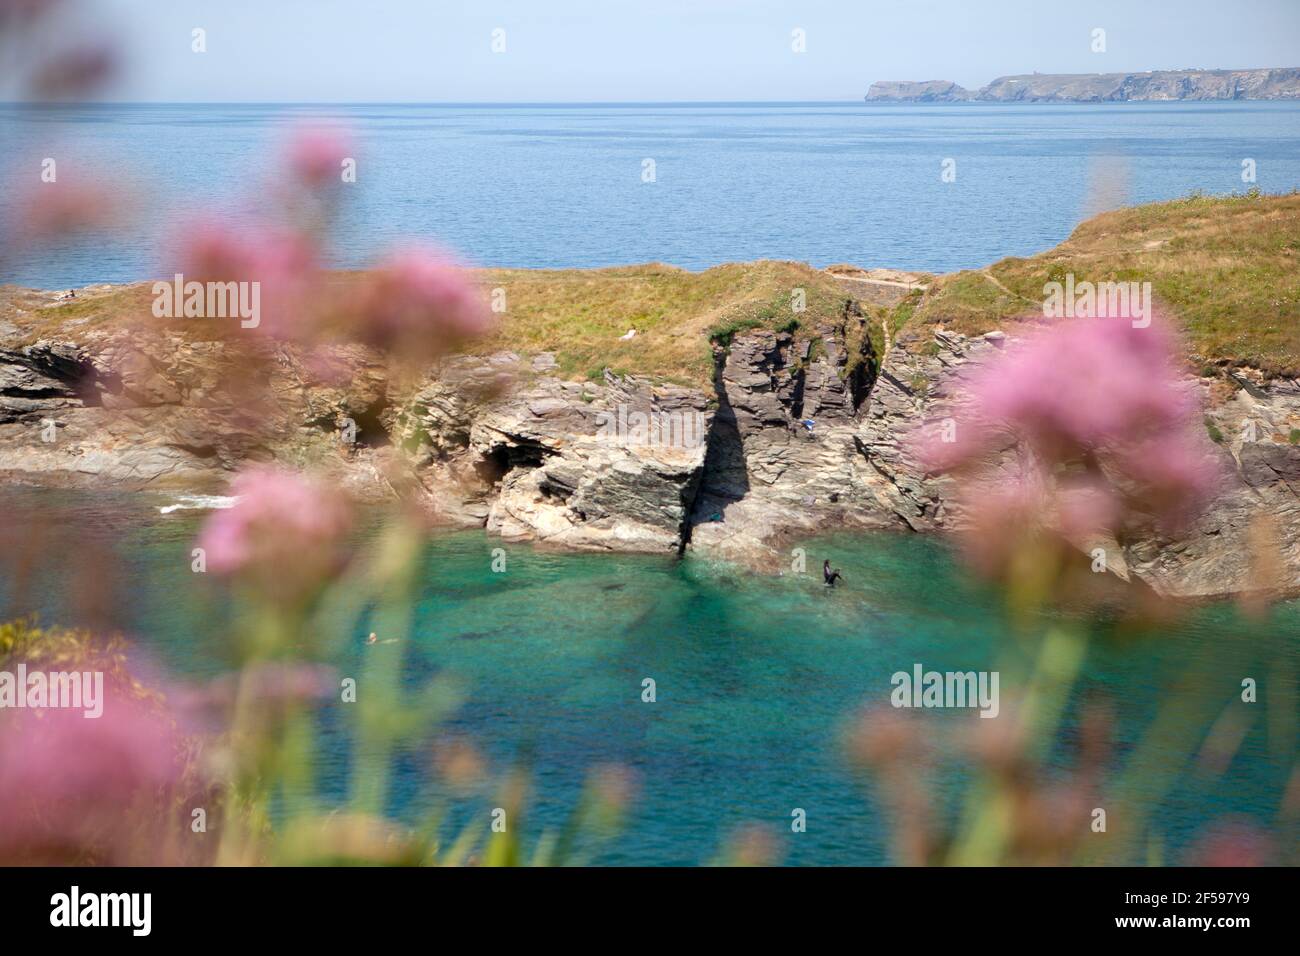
left=8, top=97, right=1300, bottom=108
left=5, top=99, right=1299, bottom=289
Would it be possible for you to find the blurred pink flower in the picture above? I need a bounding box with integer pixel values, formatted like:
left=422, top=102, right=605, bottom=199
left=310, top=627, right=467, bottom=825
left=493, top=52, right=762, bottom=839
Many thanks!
left=0, top=0, right=64, bottom=28
left=174, top=217, right=319, bottom=338
left=29, top=42, right=116, bottom=98
left=955, top=475, right=1046, bottom=578
left=1054, top=476, right=1122, bottom=540
left=12, top=175, right=120, bottom=243
left=1185, top=819, right=1274, bottom=866
left=174, top=662, right=338, bottom=728
left=197, top=467, right=352, bottom=603
left=284, top=124, right=353, bottom=188
left=1114, top=429, right=1223, bottom=528
left=845, top=704, right=925, bottom=767
left=348, top=246, right=492, bottom=358
left=917, top=311, right=1220, bottom=535
left=0, top=681, right=187, bottom=864
left=922, top=315, right=1194, bottom=463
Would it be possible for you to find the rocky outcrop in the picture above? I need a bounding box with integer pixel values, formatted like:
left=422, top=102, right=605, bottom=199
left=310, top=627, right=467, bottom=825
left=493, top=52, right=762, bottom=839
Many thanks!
left=687, top=303, right=879, bottom=564
left=852, top=329, right=996, bottom=532
left=1123, top=375, right=1300, bottom=598
left=852, top=326, right=1300, bottom=600
left=0, top=300, right=397, bottom=494
left=397, top=354, right=712, bottom=553
left=866, top=68, right=1300, bottom=103
left=3, top=286, right=1299, bottom=598
left=864, top=80, right=971, bottom=102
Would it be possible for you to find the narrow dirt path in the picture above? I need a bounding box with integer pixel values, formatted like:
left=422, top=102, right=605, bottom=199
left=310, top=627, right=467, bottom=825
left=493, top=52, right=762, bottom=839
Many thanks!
left=829, top=274, right=928, bottom=292
left=979, top=270, right=1038, bottom=305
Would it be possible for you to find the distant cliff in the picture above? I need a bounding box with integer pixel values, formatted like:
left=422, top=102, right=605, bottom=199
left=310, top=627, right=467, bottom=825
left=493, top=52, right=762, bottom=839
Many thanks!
left=866, top=68, right=1300, bottom=102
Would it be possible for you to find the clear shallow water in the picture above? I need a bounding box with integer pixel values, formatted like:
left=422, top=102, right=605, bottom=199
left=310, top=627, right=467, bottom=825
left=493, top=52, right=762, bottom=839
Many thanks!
left=3, top=489, right=1296, bottom=865
left=3, top=101, right=1300, bottom=288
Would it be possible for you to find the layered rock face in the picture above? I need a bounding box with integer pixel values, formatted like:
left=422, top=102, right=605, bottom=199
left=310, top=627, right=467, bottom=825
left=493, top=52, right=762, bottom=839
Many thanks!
left=1124, top=375, right=1300, bottom=597
left=853, top=327, right=1300, bottom=600
left=394, top=302, right=877, bottom=558
left=396, top=353, right=712, bottom=553
left=688, top=305, right=880, bottom=564
left=3, top=290, right=1299, bottom=598
left=0, top=321, right=395, bottom=495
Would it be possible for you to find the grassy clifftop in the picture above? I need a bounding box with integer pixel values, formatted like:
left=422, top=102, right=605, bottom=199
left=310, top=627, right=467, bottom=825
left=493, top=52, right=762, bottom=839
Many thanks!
left=470, top=260, right=852, bottom=386
left=903, top=190, right=1300, bottom=375
left=7, top=190, right=1298, bottom=385
left=2, top=261, right=853, bottom=391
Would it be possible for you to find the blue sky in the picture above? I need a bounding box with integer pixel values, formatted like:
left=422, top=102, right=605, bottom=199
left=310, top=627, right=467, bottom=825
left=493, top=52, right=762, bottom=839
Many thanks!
left=95, top=0, right=1300, bottom=102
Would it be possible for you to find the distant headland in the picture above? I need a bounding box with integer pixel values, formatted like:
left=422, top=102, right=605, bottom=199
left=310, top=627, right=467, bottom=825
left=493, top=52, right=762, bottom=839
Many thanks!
left=865, top=68, right=1300, bottom=103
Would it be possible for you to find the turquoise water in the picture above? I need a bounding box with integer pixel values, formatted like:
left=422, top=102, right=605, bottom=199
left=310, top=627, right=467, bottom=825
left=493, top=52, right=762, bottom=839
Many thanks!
left=3, top=489, right=1296, bottom=865
left=3, top=101, right=1300, bottom=288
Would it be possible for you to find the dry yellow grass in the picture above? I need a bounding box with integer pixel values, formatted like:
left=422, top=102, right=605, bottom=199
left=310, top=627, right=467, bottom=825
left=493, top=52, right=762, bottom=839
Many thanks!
left=910, top=190, right=1300, bottom=375
left=2, top=261, right=853, bottom=389
left=469, top=261, right=851, bottom=386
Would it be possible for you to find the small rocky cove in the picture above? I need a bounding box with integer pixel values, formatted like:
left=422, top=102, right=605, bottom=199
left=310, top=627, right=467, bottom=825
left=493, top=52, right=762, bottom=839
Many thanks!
left=3, top=286, right=1298, bottom=600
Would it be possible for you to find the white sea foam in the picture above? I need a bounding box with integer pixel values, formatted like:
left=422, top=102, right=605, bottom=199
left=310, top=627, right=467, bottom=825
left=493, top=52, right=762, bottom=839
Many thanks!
left=158, top=495, right=239, bottom=515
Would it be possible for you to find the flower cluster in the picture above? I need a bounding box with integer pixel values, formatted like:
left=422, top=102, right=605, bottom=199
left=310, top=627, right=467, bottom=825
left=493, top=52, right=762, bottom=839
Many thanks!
left=168, top=128, right=492, bottom=356
left=916, top=311, right=1222, bottom=590
left=343, top=246, right=493, bottom=360
left=0, top=682, right=190, bottom=864
left=198, top=468, right=353, bottom=606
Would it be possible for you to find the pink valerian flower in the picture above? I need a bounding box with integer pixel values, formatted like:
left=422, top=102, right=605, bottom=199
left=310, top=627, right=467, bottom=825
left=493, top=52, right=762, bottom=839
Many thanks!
left=345, top=246, right=493, bottom=359
left=949, top=473, right=1048, bottom=580
left=1053, top=475, right=1122, bottom=541
left=0, top=0, right=64, bottom=29
left=172, top=216, right=319, bottom=339
left=1185, top=819, right=1275, bottom=866
left=284, top=124, right=354, bottom=188
left=0, top=678, right=189, bottom=864
left=11, top=173, right=122, bottom=243
left=916, top=310, right=1221, bottom=537
left=918, top=318, right=1189, bottom=469
left=197, top=467, right=352, bottom=604
left=28, top=42, right=116, bottom=97
left=173, top=663, right=338, bottom=730
left=1111, top=429, right=1223, bottom=529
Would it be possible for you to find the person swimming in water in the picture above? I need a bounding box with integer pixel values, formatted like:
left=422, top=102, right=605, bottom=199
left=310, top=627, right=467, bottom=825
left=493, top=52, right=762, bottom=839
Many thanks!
left=366, top=632, right=378, bottom=645
left=823, top=560, right=843, bottom=587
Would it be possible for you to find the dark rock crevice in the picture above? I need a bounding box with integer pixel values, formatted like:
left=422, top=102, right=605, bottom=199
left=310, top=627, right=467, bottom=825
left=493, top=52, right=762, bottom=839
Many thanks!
left=685, top=304, right=881, bottom=560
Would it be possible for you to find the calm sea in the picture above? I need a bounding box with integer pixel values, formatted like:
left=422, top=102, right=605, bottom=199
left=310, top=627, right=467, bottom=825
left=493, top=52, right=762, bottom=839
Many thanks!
left=3, top=489, right=1297, bottom=866
left=3, top=101, right=1300, bottom=288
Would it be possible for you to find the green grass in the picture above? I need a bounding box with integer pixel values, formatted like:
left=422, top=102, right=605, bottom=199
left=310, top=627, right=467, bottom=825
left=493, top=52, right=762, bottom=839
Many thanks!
left=472, top=261, right=852, bottom=386
left=908, top=190, right=1300, bottom=375
left=1205, top=417, right=1225, bottom=444
left=0, top=616, right=155, bottom=700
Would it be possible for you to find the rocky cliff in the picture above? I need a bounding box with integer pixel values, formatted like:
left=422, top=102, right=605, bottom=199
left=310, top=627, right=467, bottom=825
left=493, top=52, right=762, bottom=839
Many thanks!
left=3, top=283, right=1299, bottom=599
left=863, top=80, right=972, bottom=103
left=866, top=68, right=1300, bottom=102
left=858, top=327, right=1300, bottom=600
